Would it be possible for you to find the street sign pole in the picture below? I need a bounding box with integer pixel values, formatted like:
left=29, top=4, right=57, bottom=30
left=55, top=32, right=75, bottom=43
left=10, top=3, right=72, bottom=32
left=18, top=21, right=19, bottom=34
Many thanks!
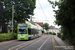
left=12, top=1, right=14, bottom=33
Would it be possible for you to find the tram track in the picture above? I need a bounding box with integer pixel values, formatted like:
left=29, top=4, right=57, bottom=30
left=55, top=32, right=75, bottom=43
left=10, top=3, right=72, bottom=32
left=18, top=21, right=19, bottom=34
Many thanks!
left=0, top=35, right=53, bottom=50
left=19, top=35, right=53, bottom=50
left=8, top=35, right=47, bottom=50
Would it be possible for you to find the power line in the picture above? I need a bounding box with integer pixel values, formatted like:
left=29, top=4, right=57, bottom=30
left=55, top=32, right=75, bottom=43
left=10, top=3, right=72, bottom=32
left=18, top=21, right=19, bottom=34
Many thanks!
left=38, top=0, right=48, bottom=21
left=34, top=20, right=49, bottom=22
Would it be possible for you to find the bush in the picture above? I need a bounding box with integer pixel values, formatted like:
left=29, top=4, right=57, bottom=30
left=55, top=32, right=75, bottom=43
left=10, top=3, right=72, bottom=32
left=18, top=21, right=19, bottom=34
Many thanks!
left=53, top=32, right=56, bottom=35
left=57, top=33, right=62, bottom=38
left=62, top=35, right=65, bottom=40
left=45, top=33, right=48, bottom=34
left=0, top=33, right=17, bottom=42
left=49, top=32, right=52, bottom=34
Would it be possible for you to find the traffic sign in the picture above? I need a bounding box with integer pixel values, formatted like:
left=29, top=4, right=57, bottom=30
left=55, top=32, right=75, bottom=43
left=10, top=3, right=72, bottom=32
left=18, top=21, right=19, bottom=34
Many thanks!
left=11, top=25, right=14, bottom=28
left=11, top=28, right=13, bottom=30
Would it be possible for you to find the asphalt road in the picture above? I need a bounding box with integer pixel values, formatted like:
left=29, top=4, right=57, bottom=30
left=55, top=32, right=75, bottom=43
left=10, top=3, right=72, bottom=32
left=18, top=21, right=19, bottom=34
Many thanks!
left=0, top=35, right=54, bottom=50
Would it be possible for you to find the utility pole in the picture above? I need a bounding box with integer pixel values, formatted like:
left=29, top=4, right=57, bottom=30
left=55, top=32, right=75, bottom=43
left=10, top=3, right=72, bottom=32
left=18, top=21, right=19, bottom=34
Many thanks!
left=12, top=4, right=14, bottom=32
left=31, top=15, right=32, bottom=24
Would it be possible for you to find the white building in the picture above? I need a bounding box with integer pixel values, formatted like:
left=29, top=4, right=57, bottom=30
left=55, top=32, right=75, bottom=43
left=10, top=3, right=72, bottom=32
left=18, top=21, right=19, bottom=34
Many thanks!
left=48, top=25, right=60, bottom=36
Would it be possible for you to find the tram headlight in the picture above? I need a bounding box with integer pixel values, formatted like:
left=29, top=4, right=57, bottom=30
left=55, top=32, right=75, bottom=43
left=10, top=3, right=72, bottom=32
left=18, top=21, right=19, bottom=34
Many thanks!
left=26, top=35, right=27, bottom=37
left=24, top=35, right=27, bottom=37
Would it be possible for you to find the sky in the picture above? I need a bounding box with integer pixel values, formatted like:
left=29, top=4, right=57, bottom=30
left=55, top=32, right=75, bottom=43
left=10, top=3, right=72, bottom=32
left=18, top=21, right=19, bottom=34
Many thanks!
left=32, top=0, right=60, bottom=28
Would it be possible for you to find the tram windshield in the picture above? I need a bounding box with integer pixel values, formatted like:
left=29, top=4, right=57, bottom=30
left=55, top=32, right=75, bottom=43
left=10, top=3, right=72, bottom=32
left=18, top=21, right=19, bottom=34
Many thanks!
left=19, top=26, right=27, bottom=34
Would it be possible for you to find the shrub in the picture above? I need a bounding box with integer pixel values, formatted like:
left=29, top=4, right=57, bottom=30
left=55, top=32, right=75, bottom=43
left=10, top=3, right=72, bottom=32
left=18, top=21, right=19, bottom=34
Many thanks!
left=62, top=35, right=65, bottom=40
left=0, top=33, right=17, bottom=42
left=53, top=32, right=56, bottom=35
left=49, top=32, right=52, bottom=34
left=57, top=33, right=62, bottom=38
left=45, top=33, right=48, bottom=34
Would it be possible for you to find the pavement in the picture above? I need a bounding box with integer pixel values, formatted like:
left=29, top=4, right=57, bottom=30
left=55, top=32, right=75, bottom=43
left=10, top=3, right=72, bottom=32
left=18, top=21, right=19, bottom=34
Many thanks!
left=53, top=35, right=75, bottom=50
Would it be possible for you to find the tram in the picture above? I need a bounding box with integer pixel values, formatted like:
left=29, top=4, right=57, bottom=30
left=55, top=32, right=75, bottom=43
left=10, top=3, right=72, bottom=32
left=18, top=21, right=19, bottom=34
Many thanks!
left=17, top=23, right=42, bottom=40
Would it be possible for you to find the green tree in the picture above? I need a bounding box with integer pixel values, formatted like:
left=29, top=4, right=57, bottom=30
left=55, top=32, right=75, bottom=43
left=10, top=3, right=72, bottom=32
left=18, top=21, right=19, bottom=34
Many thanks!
left=2, top=0, right=36, bottom=23
left=48, top=0, right=75, bottom=45
left=2, top=0, right=36, bottom=33
left=43, top=23, right=49, bottom=31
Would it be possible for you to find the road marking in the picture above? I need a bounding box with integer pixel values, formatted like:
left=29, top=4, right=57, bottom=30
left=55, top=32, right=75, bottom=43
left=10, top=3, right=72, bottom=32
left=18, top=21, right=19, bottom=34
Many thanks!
left=17, top=36, right=47, bottom=50
left=9, top=41, right=31, bottom=50
left=37, top=36, right=50, bottom=50
left=0, top=40, right=16, bottom=44
left=9, top=36, right=46, bottom=50
left=52, top=36, right=55, bottom=50
left=16, top=42, right=33, bottom=50
left=52, top=36, right=59, bottom=50
left=9, top=39, right=39, bottom=50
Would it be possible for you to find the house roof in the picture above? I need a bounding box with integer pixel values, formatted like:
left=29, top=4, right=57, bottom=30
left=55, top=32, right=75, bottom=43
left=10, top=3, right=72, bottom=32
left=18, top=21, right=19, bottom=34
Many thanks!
left=37, top=22, right=43, bottom=27
left=25, top=20, right=43, bottom=27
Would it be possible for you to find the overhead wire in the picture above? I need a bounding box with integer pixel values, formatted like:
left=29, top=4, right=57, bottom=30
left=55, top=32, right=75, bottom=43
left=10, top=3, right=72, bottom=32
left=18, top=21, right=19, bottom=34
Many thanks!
left=38, top=0, right=49, bottom=22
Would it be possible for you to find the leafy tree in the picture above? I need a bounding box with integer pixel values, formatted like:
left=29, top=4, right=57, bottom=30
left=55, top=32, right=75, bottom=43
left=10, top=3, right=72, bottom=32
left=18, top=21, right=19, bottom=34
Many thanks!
left=48, top=0, right=75, bottom=45
left=1, top=0, right=36, bottom=33
left=2, top=0, right=36, bottom=23
left=43, top=23, right=49, bottom=31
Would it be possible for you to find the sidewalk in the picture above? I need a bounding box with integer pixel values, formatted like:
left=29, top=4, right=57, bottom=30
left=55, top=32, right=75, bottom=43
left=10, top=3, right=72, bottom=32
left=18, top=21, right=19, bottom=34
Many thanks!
left=54, top=36, right=74, bottom=50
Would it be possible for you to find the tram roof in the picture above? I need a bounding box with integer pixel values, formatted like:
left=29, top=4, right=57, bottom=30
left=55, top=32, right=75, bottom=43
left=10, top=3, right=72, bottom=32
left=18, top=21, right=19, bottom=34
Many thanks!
left=27, top=23, right=43, bottom=30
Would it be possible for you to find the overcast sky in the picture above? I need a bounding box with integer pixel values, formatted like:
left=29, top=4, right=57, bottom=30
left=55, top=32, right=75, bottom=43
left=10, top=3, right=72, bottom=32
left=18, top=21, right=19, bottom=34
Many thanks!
left=32, top=0, right=60, bottom=28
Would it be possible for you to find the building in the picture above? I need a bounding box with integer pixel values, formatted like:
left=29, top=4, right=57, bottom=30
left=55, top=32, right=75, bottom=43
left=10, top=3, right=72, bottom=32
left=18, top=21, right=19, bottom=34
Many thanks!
left=36, top=22, right=43, bottom=28
left=50, top=25, right=55, bottom=29
left=25, top=21, right=43, bottom=30
left=48, top=25, right=60, bottom=36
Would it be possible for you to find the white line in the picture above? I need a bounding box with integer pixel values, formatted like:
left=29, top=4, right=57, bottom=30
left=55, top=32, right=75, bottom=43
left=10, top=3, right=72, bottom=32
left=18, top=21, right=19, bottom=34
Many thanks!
left=37, top=36, right=50, bottom=50
left=0, top=40, right=16, bottom=44
left=17, top=36, right=47, bottom=50
left=8, top=41, right=30, bottom=50
left=9, top=36, right=44, bottom=50
left=16, top=42, right=32, bottom=50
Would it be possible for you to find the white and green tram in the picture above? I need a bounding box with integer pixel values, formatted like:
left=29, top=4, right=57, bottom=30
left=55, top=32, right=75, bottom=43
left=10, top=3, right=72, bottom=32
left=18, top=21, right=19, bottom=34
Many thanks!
left=17, top=23, right=42, bottom=40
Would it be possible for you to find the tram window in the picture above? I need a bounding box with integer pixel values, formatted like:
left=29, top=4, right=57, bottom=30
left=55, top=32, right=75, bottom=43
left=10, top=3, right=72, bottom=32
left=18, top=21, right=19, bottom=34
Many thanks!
left=31, top=29, right=34, bottom=34
left=28, top=29, right=38, bottom=35
left=28, top=28, right=31, bottom=35
left=31, top=29, right=36, bottom=34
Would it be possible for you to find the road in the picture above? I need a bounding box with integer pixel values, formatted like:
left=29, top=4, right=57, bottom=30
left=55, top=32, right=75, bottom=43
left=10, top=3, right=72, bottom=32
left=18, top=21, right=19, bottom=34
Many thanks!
left=0, top=35, right=54, bottom=50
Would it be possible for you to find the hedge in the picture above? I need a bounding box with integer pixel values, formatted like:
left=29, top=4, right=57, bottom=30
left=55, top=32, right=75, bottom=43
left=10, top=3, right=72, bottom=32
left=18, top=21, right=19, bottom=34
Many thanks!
left=49, top=32, right=52, bottom=34
left=53, top=32, right=56, bottom=35
left=0, top=33, right=17, bottom=42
